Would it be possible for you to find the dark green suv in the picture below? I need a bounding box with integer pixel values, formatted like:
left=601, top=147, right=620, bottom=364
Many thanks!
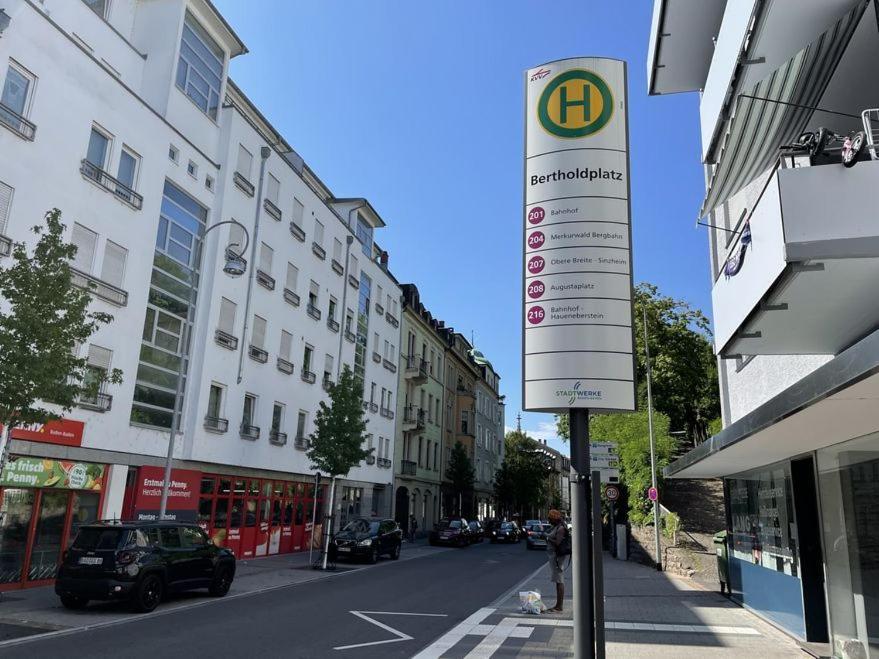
left=56, top=521, right=236, bottom=612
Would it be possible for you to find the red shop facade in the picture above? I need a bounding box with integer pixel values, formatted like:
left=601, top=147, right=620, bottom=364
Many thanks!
left=123, top=467, right=327, bottom=560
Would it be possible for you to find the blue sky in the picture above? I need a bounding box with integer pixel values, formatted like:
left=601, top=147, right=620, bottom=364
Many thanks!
left=215, top=1, right=709, bottom=453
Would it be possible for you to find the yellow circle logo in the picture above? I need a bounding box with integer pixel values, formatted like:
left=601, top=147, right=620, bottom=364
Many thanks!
left=537, top=69, right=614, bottom=138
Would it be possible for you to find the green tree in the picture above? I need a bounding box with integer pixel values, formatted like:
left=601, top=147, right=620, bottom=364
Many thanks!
left=494, top=431, right=551, bottom=519
left=446, top=441, right=475, bottom=516
left=307, top=364, right=371, bottom=568
left=0, top=209, right=122, bottom=469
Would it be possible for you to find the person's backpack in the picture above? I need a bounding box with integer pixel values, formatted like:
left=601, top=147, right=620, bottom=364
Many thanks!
left=556, top=526, right=572, bottom=556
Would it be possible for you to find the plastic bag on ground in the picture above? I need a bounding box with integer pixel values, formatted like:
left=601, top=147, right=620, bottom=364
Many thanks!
left=519, top=590, right=546, bottom=614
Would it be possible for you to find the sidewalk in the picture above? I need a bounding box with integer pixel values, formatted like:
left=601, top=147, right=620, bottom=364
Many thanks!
left=417, top=554, right=805, bottom=658
left=0, top=537, right=441, bottom=641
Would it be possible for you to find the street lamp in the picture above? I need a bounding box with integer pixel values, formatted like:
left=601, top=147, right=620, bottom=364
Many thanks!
left=158, top=219, right=250, bottom=520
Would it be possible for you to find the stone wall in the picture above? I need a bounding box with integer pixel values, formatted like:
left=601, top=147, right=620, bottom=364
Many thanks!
left=628, top=525, right=720, bottom=590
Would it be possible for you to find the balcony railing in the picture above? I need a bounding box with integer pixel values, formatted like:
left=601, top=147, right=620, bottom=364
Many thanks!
left=312, top=242, right=326, bottom=260
left=240, top=424, right=260, bottom=440
left=80, top=160, right=143, bottom=210
left=204, top=416, right=229, bottom=433
left=307, top=304, right=321, bottom=321
left=348, top=274, right=359, bottom=289
left=372, top=351, right=382, bottom=363
left=234, top=171, right=255, bottom=197
left=365, top=455, right=376, bottom=465
left=385, top=312, right=399, bottom=328
left=375, top=303, right=385, bottom=316
left=70, top=267, right=128, bottom=307
left=383, top=358, right=397, bottom=373
left=344, top=329, right=356, bottom=343
left=362, top=401, right=370, bottom=411
left=248, top=345, right=268, bottom=363
left=77, top=391, right=112, bottom=412
left=214, top=329, right=238, bottom=350
left=277, top=357, right=294, bottom=375
left=460, top=423, right=475, bottom=437
left=322, top=375, right=334, bottom=392
left=269, top=430, right=287, bottom=446
left=403, top=405, right=425, bottom=430
left=404, top=355, right=428, bottom=383
left=301, top=368, right=316, bottom=384
left=289, top=221, right=306, bottom=242
left=263, top=199, right=282, bottom=221
left=401, top=460, right=416, bottom=476
left=380, top=407, right=394, bottom=419
left=0, top=235, right=11, bottom=257
left=377, top=457, right=392, bottom=469
left=327, top=318, right=340, bottom=333
left=457, top=384, right=475, bottom=397
left=256, top=270, right=275, bottom=290
left=0, top=102, right=36, bottom=141
left=331, top=259, right=344, bottom=275
left=369, top=402, right=379, bottom=413
left=283, top=288, right=300, bottom=307
left=294, top=435, right=309, bottom=450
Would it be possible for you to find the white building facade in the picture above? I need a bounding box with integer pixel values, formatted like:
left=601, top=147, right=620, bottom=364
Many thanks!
left=0, top=0, right=400, bottom=588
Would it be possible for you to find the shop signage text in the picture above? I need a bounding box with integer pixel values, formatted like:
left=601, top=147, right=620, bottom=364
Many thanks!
left=0, top=456, right=104, bottom=490
left=1, top=418, right=85, bottom=447
left=131, top=466, right=200, bottom=522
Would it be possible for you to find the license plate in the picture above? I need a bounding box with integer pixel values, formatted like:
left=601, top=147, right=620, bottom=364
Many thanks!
left=78, top=557, right=103, bottom=565
left=337, top=547, right=351, bottom=552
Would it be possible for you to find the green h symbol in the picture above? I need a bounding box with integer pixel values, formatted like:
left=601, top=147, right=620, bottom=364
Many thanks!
left=559, top=83, right=590, bottom=124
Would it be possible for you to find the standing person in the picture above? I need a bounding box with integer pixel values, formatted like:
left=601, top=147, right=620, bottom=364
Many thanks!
left=545, top=509, right=570, bottom=612
left=409, top=514, right=418, bottom=543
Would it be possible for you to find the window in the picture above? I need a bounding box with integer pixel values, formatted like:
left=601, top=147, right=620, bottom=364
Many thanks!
left=308, top=280, right=319, bottom=307
left=428, top=394, right=434, bottom=422
left=84, top=344, right=111, bottom=394
left=251, top=315, right=266, bottom=349
left=236, top=145, right=252, bottom=179
left=324, top=354, right=334, bottom=381
left=1, top=62, right=34, bottom=118
left=349, top=254, right=358, bottom=278
left=86, top=127, right=111, bottom=170
left=418, top=437, right=423, bottom=466
left=387, top=294, right=393, bottom=315
left=0, top=180, right=12, bottom=237
left=71, top=223, right=97, bottom=273
left=292, top=197, right=304, bottom=227
left=373, top=332, right=379, bottom=352
left=82, top=0, right=109, bottom=19
left=205, top=175, right=214, bottom=191
left=168, top=144, right=179, bottom=163
left=218, top=297, right=236, bottom=334
left=259, top=242, right=273, bottom=274
left=389, top=344, right=395, bottom=362
left=176, top=12, right=224, bottom=120
left=242, top=394, right=257, bottom=427
left=345, top=310, right=354, bottom=333
left=356, top=214, right=373, bottom=257
left=303, top=344, right=313, bottom=371
left=370, top=382, right=376, bottom=404
left=430, top=349, right=435, bottom=375
left=328, top=297, right=337, bottom=320
left=266, top=174, right=280, bottom=205
left=207, top=384, right=223, bottom=419
left=434, top=444, right=438, bottom=471
left=333, top=238, right=342, bottom=263
left=279, top=330, right=292, bottom=361
left=271, top=403, right=284, bottom=433
left=117, top=147, right=139, bottom=190
left=314, top=220, right=324, bottom=246
left=100, top=240, right=127, bottom=288
left=285, top=263, right=298, bottom=292
left=296, top=411, right=307, bottom=438
left=384, top=339, right=389, bottom=359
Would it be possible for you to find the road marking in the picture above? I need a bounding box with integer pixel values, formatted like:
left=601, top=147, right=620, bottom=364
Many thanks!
left=333, top=611, right=448, bottom=651
left=412, top=607, right=496, bottom=659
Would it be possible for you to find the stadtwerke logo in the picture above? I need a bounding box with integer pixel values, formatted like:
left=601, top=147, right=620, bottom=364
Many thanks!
left=556, top=381, right=602, bottom=406
left=537, top=69, right=613, bottom=139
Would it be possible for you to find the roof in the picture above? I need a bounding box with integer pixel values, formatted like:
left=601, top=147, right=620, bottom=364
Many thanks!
left=196, top=0, right=248, bottom=58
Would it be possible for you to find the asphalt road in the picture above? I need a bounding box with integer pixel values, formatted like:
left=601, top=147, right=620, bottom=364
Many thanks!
left=0, top=540, right=546, bottom=658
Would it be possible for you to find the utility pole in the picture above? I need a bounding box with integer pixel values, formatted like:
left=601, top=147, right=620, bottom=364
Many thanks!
left=643, top=306, right=662, bottom=571
left=569, top=409, right=594, bottom=658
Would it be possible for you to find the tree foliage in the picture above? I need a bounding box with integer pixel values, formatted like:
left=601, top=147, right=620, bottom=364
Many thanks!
left=0, top=209, right=122, bottom=436
left=307, top=365, right=371, bottom=477
left=445, top=441, right=475, bottom=514
left=494, top=430, right=550, bottom=519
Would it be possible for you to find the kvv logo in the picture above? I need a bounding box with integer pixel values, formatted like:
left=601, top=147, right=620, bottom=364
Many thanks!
left=537, top=69, right=613, bottom=139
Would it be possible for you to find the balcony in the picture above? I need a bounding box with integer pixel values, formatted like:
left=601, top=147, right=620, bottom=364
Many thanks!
left=263, top=199, right=282, bottom=221
left=331, top=259, right=344, bottom=275
left=404, top=355, right=429, bottom=384
left=385, top=311, right=399, bottom=328
left=312, top=242, right=326, bottom=260
left=240, top=424, right=260, bottom=440
left=362, top=401, right=370, bottom=411
left=383, top=358, right=397, bottom=373
left=248, top=345, right=268, bottom=364
left=0, top=235, right=10, bottom=257
left=372, top=351, right=382, bottom=364
left=214, top=329, right=238, bottom=350
left=269, top=430, right=287, bottom=446
left=306, top=304, right=321, bottom=321
left=365, top=455, right=376, bottom=465
left=348, top=274, right=359, bottom=289
left=322, top=375, right=334, bottom=392
left=204, top=416, right=228, bottom=433
left=375, top=303, right=385, bottom=316
left=234, top=171, right=255, bottom=197
left=400, top=460, right=416, bottom=476
left=80, top=160, right=143, bottom=210
left=70, top=267, right=128, bottom=306
left=402, top=405, right=425, bottom=431
left=327, top=318, right=340, bottom=333
left=276, top=357, right=294, bottom=375
left=457, top=384, right=475, bottom=398
left=77, top=391, right=112, bottom=412
left=0, top=102, right=36, bottom=140
left=380, top=407, right=394, bottom=419
left=460, top=423, right=475, bottom=438
left=294, top=435, right=309, bottom=450
left=301, top=368, right=316, bottom=384
left=283, top=288, right=300, bottom=307
left=289, top=221, right=306, bottom=242
left=369, top=402, right=379, bottom=413
left=256, top=270, right=275, bottom=290
left=344, top=329, right=356, bottom=343
left=378, top=457, right=392, bottom=469
left=713, top=158, right=879, bottom=359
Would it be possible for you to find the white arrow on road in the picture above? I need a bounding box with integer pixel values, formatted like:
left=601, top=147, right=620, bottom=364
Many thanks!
left=334, top=610, right=449, bottom=651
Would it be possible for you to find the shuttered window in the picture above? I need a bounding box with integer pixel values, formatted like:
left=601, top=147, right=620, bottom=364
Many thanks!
left=314, top=220, right=324, bottom=246
left=259, top=242, right=273, bottom=273
left=292, top=197, right=304, bottom=226
left=279, top=330, right=292, bottom=360
left=228, top=222, right=245, bottom=253
left=286, top=263, right=298, bottom=291
left=266, top=174, right=280, bottom=205
left=333, top=238, right=342, bottom=262
left=236, top=145, right=252, bottom=179
left=324, top=354, right=334, bottom=376
left=0, top=181, right=12, bottom=236
left=87, top=344, right=112, bottom=370
left=218, top=297, right=236, bottom=334
left=71, top=223, right=97, bottom=273
left=251, top=315, right=266, bottom=349
left=100, top=241, right=127, bottom=288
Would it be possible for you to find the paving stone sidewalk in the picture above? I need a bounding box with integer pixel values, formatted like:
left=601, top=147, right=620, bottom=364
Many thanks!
left=416, top=553, right=805, bottom=658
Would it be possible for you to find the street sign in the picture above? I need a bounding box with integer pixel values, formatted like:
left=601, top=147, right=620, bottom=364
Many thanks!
left=605, top=484, right=620, bottom=501
left=590, top=454, right=619, bottom=469
left=648, top=486, right=658, bottom=502
left=590, top=441, right=617, bottom=454
left=522, top=57, right=636, bottom=413
left=597, top=468, right=620, bottom=484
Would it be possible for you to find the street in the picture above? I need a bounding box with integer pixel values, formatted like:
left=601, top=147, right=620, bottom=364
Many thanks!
left=0, top=542, right=545, bottom=658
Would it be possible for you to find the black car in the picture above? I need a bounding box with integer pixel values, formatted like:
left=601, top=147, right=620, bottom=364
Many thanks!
left=525, top=523, right=552, bottom=550
left=490, top=521, right=522, bottom=543
left=468, top=520, right=485, bottom=543
left=330, top=518, right=402, bottom=563
left=56, top=521, right=236, bottom=613
left=429, top=518, right=472, bottom=547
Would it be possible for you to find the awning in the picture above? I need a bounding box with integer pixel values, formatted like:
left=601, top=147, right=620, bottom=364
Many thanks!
left=700, top=1, right=867, bottom=218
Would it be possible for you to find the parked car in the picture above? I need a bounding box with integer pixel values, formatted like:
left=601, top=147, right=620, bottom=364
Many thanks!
left=429, top=518, right=472, bottom=547
left=525, top=523, right=552, bottom=550
left=482, top=518, right=502, bottom=536
left=468, top=520, right=485, bottom=543
left=56, top=521, right=236, bottom=613
left=525, top=519, right=543, bottom=528
left=331, top=518, right=402, bottom=563
left=490, top=521, right=522, bottom=544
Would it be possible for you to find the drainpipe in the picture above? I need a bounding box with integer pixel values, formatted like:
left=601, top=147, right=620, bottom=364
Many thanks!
left=236, top=146, right=271, bottom=384
left=336, top=202, right=367, bottom=380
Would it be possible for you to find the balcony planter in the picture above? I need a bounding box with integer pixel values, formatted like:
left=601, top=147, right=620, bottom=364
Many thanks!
left=365, top=455, right=376, bottom=465
left=322, top=376, right=334, bottom=392
left=289, top=221, right=306, bottom=242
left=234, top=171, right=255, bottom=197
left=375, top=303, right=385, bottom=316
left=240, top=424, right=260, bottom=440
left=269, top=430, right=287, bottom=446
left=248, top=345, right=268, bottom=363
left=256, top=270, right=275, bottom=290
left=301, top=369, right=316, bottom=384
left=0, top=235, right=11, bottom=257
left=263, top=199, right=282, bottom=221
left=312, top=242, right=326, bottom=260
left=344, top=330, right=356, bottom=343
left=70, top=267, right=128, bottom=307
left=401, top=460, right=416, bottom=476
left=383, top=359, right=397, bottom=373
left=204, top=416, right=229, bottom=433
left=294, top=436, right=309, bottom=450
left=277, top=357, right=294, bottom=374
left=77, top=392, right=112, bottom=412
left=307, top=304, right=321, bottom=321
left=215, top=329, right=238, bottom=350
left=327, top=318, right=340, bottom=333
left=385, top=312, right=399, bottom=328
left=331, top=259, right=344, bottom=275
left=348, top=274, right=359, bottom=289
left=283, top=288, right=300, bottom=307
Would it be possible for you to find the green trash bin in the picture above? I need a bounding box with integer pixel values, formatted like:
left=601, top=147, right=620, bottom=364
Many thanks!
left=713, top=530, right=729, bottom=595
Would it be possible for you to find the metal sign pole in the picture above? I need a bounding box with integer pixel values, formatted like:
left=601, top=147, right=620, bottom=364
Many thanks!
left=610, top=500, right=616, bottom=559
left=643, top=306, right=663, bottom=571
left=592, top=471, right=605, bottom=659
left=569, top=409, right=594, bottom=659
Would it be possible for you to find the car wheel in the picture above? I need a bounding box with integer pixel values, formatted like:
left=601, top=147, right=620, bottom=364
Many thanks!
left=391, top=542, right=401, bottom=560
left=132, top=573, right=163, bottom=613
left=368, top=546, right=379, bottom=564
left=60, top=594, right=89, bottom=610
left=209, top=565, right=233, bottom=597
